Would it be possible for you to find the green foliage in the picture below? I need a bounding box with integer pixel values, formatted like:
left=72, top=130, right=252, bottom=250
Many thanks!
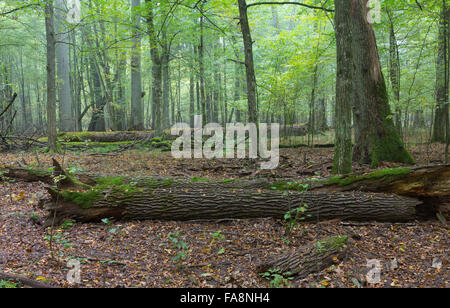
left=259, top=268, right=293, bottom=288
left=0, top=280, right=18, bottom=288
left=283, top=203, right=311, bottom=234
left=167, top=231, right=190, bottom=263
left=44, top=230, right=73, bottom=249
left=61, top=219, right=74, bottom=229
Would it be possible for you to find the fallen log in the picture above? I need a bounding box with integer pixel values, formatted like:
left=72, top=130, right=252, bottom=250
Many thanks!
left=313, top=165, right=450, bottom=198
left=0, top=160, right=96, bottom=186
left=0, top=271, right=58, bottom=288
left=313, top=165, right=450, bottom=220
left=3, top=162, right=447, bottom=223
left=256, top=235, right=349, bottom=279
left=42, top=176, right=419, bottom=224
left=56, top=131, right=180, bottom=143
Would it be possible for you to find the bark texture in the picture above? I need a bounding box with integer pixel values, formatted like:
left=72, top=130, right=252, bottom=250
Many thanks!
left=45, top=185, right=419, bottom=224
left=4, top=163, right=447, bottom=224
left=349, top=0, right=413, bottom=166
left=256, top=236, right=349, bottom=278
left=333, top=0, right=353, bottom=174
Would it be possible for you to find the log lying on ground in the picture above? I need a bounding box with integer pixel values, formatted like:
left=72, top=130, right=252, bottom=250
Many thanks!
left=3, top=162, right=447, bottom=223
left=57, top=125, right=311, bottom=144
left=57, top=131, right=180, bottom=143
left=313, top=165, right=450, bottom=198
left=0, top=159, right=96, bottom=186
left=42, top=176, right=419, bottom=224
left=313, top=164, right=450, bottom=220
left=256, top=236, right=349, bottom=279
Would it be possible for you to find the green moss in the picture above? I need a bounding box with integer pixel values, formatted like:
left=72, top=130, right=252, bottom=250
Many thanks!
left=60, top=179, right=140, bottom=209
left=316, top=236, right=348, bottom=254
left=190, top=177, right=209, bottom=183
left=95, top=176, right=124, bottom=186
left=61, top=189, right=103, bottom=209
left=324, top=167, right=412, bottom=186
left=220, top=179, right=235, bottom=183
left=58, top=132, right=93, bottom=142
left=141, top=178, right=176, bottom=189
left=27, top=167, right=51, bottom=177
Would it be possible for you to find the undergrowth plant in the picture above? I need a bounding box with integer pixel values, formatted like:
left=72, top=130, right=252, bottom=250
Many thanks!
left=259, top=268, right=293, bottom=288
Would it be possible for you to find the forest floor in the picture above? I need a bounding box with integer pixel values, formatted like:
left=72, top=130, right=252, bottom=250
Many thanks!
left=0, top=143, right=448, bottom=288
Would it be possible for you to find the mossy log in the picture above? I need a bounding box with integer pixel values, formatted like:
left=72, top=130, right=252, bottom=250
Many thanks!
left=314, top=165, right=450, bottom=220
left=3, top=163, right=447, bottom=223
left=43, top=177, right=419, bottom=224
left=56, top=131, right=176, bottom=143
left=256, top=236, right=349, bottom=279
left=0, top=159, right=96, bottom=187
left=314, top=165, right=450, bottom=198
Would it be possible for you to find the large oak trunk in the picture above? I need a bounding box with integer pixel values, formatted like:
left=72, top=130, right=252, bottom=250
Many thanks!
left=3, top=162, right=448, bottom=224
left=45, top=186, right=419, bottom=224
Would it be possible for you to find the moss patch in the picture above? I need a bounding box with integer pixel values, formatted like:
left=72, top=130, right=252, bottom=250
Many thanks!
left=316, top=236, right=348, bottom=254
left=61, top=189, right=104, bottom=209
left=324, top=167, right=412, bottom=186
left=190, top=177, right=210, bottom=183
left=60, top=179, right=141, bottom=209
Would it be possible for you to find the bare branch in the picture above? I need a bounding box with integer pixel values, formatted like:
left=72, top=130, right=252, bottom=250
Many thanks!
left=246, top=2, right=334, bottom=13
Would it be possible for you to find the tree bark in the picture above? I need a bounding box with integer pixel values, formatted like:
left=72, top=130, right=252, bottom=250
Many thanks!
left=146, top=0, right=162, bottom=134
left=348, top=0, right=413, bottom=167
left=130, top=0, right=144, bottom=131
left=432, top=2, right=449, bottom=143
left=5, top=163, right=447, bottom=224
left=55, top=0, right=75, bottom=132
left=44, top=184, right=419, bottom=224
left=256, top=235, right=349, bottom=278
left=238, top=0, right=258, bottom=124
left=45, top=0, right=57, bottom=152
left=333, top=0, right=353, bottom=175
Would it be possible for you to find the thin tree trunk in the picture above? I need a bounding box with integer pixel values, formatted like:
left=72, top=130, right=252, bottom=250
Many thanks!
left=130, top=0, right=144, bottom=131
left=45, top=1, right=57, bottom=152
left=238, top=0, right=258, bottom=124
left=333, top=0, right=354, bottom=174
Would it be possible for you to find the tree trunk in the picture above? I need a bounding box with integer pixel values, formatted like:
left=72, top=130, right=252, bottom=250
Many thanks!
left=146, top=0, right=162, bottom=135
left=333, top=0, right=353, bottom=174
left=238, top=0, right=258, bottom=124
left=432, top=2, right=449, bottom=143
left=44, top=184, right=419, bottom=224
left=130, top=0, right=144, bottom=131
left=45, top=0, right=57, bottom=152
left=348, top=0, right=413, bottom=167
left=55, top=0, right=75, bottom=132
left=388, top=9, right=402, bottom=136
left=162, top=35, right=170, bottom=129
left=199, top=13, right=207, bottom=126
left=87, top=56, right=105, bottom=132
left=5, top=162, right=447, bottom=224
